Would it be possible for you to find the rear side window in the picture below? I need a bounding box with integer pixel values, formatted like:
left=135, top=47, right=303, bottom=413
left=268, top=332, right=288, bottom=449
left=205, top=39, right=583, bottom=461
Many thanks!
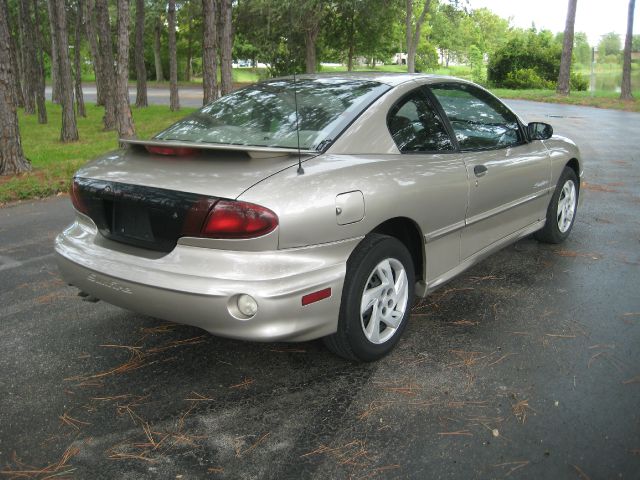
left=387, top=89, right=454, bottom=153
left=429, top=83, right=523, bottom=151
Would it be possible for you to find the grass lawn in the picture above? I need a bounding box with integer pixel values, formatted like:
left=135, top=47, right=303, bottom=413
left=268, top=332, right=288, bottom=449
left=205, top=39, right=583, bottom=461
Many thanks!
left=0, top=102, right=195, bottom=205
left=490, top=88, right=640, bottom=112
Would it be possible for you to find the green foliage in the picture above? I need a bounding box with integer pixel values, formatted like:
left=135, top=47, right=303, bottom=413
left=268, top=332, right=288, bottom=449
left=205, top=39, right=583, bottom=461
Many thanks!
left=503, top=68, right=554, bottom=89
left=598, top=32, right=622, bottom=58
left=324, top=0, right=401, bottom=68
left=415, top=41, right=439, bottom=72
left=468, top=44, right=485, bottom=84
left=570, top=72, right=588, bottom=91
left=488, top=29, right=562, bottom=89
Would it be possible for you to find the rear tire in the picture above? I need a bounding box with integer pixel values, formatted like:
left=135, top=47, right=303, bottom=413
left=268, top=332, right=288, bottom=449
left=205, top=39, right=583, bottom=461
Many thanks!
left=535, top=166, right=579, bottom=244
left=324, top=234, right=415, bottom=362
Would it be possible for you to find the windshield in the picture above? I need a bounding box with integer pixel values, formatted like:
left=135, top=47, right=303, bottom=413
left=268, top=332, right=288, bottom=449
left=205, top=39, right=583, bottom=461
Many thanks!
left=154, top=78, right=390, bottom=151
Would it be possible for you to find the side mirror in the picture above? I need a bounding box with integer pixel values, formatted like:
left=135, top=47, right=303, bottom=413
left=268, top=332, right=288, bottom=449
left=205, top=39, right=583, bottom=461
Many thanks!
left=528, top=122, right=553, bottom=141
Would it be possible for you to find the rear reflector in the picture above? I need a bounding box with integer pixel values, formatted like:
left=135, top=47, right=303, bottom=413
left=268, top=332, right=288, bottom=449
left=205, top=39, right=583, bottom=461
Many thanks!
left=145, top=145, right=198, bottom=156
left=302, top=288, right=332, bottom=306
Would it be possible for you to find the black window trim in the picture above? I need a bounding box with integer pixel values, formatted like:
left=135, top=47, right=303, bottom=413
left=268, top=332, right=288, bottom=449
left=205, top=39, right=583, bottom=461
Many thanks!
left=386, top=86, right=458, bottom=155
left=425, top=81, right=529, bottom=153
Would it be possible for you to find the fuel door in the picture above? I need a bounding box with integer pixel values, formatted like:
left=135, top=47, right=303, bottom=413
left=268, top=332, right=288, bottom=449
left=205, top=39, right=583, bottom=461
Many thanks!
left=335, top=191, right=365, bottom=225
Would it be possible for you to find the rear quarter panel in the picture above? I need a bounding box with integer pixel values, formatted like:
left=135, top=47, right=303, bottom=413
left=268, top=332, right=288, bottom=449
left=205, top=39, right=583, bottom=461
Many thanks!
left=238, top=153, right=468, bottom=255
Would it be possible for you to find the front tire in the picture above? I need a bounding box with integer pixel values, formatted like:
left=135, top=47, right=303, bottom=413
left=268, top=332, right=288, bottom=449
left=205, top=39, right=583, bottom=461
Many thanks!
left=324, top=234, right=415, bottom=362
left=535, top=166, right=579, bottom=244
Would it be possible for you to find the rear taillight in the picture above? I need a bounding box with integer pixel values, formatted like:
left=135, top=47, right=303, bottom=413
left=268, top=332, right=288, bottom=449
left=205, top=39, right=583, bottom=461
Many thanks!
left=145, top=145, right=198, bottom=156
left=201, top=200, right=278, bottom=239
left=70, top=179, right=89, bottom=215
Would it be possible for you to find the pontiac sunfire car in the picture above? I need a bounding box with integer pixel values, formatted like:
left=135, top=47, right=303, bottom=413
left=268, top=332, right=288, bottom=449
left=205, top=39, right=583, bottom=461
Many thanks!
left=55, top=73, right=582, bottom=361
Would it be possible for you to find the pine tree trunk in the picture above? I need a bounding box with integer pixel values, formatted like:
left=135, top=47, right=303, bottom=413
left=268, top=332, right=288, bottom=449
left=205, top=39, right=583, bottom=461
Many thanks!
left=33, top=0, right=47, bottom=123
left=556, top=0, right=578, bottom=95
left=0, top=0, right=31, bottom=175
left=115, top=0, right=135, bottom=138
left=153, top=16, right=164, bottom=82
left=219, top=0, right=233, bottom=95
left=85, top=0, right=105, bottom=106
left=4, top=0, right=24, bottom=108
left=134, top=0, right=147, bottom=107
left=74, top=0, right=86, bottom=117
left=168, top=0, right=179, bottom=110
left=184, top=9, right=193, bottom=82
left=18, top=0, right=36, bottom=114
left=202, top=0, right=219, bottom=104
left=620, top=0, right=635, bottom=100
left=50, top=0, right=79, bottom=141
left=46, top=0, right=60, bottom=103
left=304, top=29, right=318, bottom=74
left=95, top=0, right=117, bottom=130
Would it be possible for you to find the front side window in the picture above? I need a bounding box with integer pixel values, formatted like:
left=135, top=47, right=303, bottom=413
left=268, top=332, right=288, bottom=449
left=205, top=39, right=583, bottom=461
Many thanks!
left=429, top=83, right=522, bottom=151
left=154, top=79, right=390, bottom=151
left=387, top=89, right=453, bottom=153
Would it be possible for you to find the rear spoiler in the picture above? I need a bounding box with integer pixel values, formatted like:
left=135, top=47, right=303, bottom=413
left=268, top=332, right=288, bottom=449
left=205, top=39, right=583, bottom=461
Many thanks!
left=120, top=138, right=317, bottom=159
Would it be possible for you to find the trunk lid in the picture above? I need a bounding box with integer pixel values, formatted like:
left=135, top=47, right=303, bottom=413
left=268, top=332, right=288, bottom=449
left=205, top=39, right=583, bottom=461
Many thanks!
left=76, top=143, right=307, bottom=200
left=72, top=143, right=312, bottom=252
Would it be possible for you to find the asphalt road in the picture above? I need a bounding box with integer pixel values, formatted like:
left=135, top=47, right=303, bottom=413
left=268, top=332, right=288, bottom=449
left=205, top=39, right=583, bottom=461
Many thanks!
left=1, top=100, right=639, bottom=479
left=45, top=85, right=209, bottom=108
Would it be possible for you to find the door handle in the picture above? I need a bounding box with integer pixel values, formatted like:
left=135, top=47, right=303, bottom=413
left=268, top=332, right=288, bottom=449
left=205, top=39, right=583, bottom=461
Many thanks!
left=474, top=165, right=488, bottom=177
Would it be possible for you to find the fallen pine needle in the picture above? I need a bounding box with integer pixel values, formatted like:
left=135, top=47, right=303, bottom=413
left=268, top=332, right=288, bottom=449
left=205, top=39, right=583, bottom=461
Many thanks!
left=544, top=334, right=576, bottom=338
left=493, top=460, right=530, bottom=477
left=59, top=412, right=90, bottom=430
left=235, top=432, right=270, bottom=458
left=229, top=377, right=254, bottom=389
left=487, top=353, right=518, bottom=367
left=622, top=375, right=640, bottom=384
left=572, top=464, right=591, bottom=480
left=437, top=430, right=472, bottom=436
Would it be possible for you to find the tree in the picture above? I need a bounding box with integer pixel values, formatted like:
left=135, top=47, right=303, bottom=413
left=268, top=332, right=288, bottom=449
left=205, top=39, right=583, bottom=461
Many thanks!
left=327, top=0, right=400, bottom=71
left=0, top=0, right=31, bottom=175
left=73, top=0, right=86, bottom=117
left=95, top=0, right=117, bottom=129
left=115, top=0, right=136, bottom=137
left=488, top=29, right=564, bottom=89
left=621, top=0, right=636, bottom=100
left=406, top=0, right=433, bottom=73
left=18, top=0, right=36, bottom=114
left=202, top=0, right=219, bottom=104
left=557, top=0, right=578, bottom=95
left=50, top=0, right=79, bottom=141
left=85, top=0, right=105, bottom=106
left=598, top=32, right=622, bottom=60
left=45, top=0, right=61, bottom=103
left=168, top=0, right=179, bottom=110
left=292, top=0, right=327, bottom=73
left=134, top=0, right=148, bottom=107
left=573, top=32, right=591, bottom=65
left=153, top=14, right=164, bottom=81
left=5, top=0, right=24, bottom=108
left=33, top=0, right=47, bottom=123
left=219, top=0, right=233, bottom=95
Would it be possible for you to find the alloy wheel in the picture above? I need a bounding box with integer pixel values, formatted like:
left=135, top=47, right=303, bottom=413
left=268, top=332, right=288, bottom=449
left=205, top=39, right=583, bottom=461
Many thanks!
left=360, top=258, right=409, bottom=344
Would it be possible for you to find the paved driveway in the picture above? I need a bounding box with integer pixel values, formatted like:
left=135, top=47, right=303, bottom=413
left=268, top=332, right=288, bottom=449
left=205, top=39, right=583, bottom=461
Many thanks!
left=1, top=100, right=639, bottom=479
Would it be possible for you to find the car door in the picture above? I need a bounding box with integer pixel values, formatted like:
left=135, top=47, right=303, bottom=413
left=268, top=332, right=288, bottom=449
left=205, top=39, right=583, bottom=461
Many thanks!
left=428, top=82, right=551, bottom=260
left=386, top=86, right=468, bottom=283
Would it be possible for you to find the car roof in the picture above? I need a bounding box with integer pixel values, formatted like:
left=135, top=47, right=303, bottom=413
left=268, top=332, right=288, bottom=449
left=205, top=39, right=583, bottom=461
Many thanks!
left=271, top=72, right=467, bottom=87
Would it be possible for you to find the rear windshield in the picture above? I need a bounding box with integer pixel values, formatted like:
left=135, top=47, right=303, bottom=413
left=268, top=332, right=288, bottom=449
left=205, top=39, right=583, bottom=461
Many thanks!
left=154, top=78, right=390, bottom=151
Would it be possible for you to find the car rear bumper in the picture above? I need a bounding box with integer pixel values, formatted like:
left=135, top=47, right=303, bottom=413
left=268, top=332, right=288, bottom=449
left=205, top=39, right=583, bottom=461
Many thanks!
left=55, top=215, right=360, bottom=342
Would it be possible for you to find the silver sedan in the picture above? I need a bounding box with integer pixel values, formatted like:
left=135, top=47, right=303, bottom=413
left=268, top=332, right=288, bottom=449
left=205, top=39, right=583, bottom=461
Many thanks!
left=55, top=73, right=582, bottom=361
